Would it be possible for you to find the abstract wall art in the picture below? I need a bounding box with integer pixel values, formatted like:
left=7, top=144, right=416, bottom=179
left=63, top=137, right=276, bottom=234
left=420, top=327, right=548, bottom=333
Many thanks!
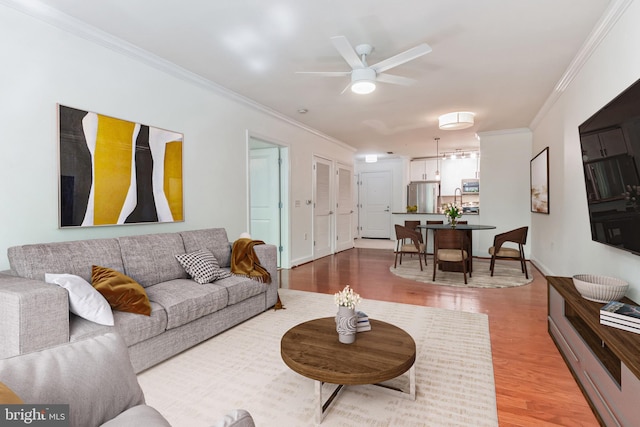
left=530, top=147, right=549, bottom=214
left=59, top=105, right=183, bottom=227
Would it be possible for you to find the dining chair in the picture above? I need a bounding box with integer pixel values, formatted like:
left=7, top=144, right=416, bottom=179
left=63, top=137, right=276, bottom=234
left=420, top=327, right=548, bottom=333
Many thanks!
left=404, top=220, right=421, bottom=231
left=488, top=226, right=529, bottom=279
left=394, top=224, right=427, bottom=271
left=403, top=220, right=422, bottom=256
left=425, top=220, right=443, bottom=255
left=433, top=229, right=470, bottom=284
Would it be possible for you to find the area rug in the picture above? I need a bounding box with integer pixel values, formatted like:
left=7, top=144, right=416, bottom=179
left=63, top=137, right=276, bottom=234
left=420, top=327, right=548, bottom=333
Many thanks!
left=137, top=289, right=498, bottom=427
left=390, top=257, right=532, bottom=288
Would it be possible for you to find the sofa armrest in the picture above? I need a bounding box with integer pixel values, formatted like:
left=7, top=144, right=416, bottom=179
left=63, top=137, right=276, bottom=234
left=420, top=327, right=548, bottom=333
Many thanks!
left=0, top=274, right=69, bottom=358
left=252, top=244, right=279, bottom=308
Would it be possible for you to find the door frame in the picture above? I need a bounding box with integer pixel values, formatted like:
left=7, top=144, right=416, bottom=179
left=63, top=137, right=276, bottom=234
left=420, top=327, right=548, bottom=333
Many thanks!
left=246, top=131, right=290, bottom=269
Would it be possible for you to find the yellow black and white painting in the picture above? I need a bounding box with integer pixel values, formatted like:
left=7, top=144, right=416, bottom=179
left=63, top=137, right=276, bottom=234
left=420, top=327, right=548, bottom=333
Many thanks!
left=59, top=105, right=183, bottom=227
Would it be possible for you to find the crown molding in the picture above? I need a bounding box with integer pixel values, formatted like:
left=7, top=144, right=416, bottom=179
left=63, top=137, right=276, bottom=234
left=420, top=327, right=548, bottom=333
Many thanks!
left=476, top=128, right=531, bottom=138
left=0, top=0, right=354, bottom=151
left=529, top=0, right=634, bottom=130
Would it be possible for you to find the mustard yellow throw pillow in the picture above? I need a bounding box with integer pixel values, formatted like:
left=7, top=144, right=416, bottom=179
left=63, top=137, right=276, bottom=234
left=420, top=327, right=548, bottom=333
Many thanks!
left=92, top=265, right=151, bottom=316
left=0, top=381, right=23, bottom=404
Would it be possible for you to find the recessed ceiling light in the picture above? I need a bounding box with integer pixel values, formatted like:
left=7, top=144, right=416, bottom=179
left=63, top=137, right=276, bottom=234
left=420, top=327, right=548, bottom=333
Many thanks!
left=365, top=154, right=378, bottom=163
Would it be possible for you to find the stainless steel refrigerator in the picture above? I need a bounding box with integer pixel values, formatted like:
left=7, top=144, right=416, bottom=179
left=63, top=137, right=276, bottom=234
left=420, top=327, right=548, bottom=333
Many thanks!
left=407, top=181, right=440, bottom=213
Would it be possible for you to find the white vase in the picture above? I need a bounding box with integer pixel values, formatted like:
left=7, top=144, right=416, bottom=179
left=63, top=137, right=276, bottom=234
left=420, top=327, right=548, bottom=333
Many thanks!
left=335, top=305, right=357, bottom=344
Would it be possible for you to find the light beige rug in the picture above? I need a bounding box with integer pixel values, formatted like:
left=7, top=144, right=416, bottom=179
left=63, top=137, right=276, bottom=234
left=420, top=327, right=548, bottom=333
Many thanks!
left=390, top=257, right=532, bottom=288
left=137, top=289, right=498, bottom=427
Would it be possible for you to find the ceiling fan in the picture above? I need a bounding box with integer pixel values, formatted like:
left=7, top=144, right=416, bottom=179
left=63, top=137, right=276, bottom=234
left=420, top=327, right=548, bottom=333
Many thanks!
left=297, top=36, right=432, bottom=94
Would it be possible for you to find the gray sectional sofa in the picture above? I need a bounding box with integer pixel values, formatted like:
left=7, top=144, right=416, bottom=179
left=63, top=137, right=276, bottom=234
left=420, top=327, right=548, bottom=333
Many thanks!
left=0, top=228, right=278, bottom=373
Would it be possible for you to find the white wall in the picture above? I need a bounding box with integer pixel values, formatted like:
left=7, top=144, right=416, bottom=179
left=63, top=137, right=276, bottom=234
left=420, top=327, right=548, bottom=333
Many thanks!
left=477, top=129, right=533, bottom=258
left=0, top=5, right=354, bottom=271
left=531, top=0, right=640, bottom=301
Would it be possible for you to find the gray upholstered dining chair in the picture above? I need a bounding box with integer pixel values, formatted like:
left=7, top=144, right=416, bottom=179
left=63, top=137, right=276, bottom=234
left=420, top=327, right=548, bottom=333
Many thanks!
left=394, top=224, right=427, bottom=271
left=488, top=226, right=529, bottom=279
left=433, top=229, right=470, bottom=284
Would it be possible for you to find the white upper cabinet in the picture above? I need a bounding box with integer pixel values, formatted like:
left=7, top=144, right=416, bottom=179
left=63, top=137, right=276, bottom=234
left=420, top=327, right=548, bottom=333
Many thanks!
left=410, top=159, right=439, bottom=181
left=440, top=157, right=478, bottom=195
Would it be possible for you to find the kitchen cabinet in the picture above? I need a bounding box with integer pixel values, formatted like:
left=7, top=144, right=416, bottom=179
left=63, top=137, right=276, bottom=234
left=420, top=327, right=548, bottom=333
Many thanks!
left=410, top=159, right=439, bottom=181
left=581, top=128, right=628, bottom=160
left=440, top=157, right=478, bottom=195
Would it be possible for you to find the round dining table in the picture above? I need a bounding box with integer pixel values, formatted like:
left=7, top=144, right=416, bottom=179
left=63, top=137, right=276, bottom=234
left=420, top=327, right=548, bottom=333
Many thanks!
left=417, top=223, right=496, bottom=272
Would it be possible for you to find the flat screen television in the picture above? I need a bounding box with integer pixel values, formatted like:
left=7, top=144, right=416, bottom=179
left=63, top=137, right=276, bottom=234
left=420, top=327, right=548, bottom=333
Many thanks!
left=579, top=78, right=640, bottom=255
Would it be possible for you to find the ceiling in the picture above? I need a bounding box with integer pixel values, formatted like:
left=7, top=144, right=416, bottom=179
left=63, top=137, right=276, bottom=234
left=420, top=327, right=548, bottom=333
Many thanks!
left=25, top=0, right=611, bottom=160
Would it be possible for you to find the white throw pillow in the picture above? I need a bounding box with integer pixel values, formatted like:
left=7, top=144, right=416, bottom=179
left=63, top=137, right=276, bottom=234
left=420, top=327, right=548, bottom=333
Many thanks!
left=45, top=273, right=115, bottom=326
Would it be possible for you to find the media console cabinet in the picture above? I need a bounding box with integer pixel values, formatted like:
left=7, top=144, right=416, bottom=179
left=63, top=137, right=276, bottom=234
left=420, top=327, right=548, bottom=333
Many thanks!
left=547, top=276, right=640, bottom=426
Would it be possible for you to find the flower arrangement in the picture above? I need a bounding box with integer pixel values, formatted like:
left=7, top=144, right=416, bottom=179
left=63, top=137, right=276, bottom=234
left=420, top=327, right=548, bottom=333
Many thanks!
left=334, top=285, right=361, bottom=309
left=624, top=184, right=639, bottom=206
left=443, top=203, right=463, bottom=221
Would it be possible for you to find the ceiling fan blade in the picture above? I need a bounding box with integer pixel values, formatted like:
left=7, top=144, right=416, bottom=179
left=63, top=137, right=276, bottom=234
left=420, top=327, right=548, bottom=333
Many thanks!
left=296, top=71, right=351, bottom=77
left=331, top=36, right=365, bottom=69
left=340, top=82, right=352, bottom=94
left=376, top=73, right=416, bottom=86
left=371, top=43, right=432, bottom=73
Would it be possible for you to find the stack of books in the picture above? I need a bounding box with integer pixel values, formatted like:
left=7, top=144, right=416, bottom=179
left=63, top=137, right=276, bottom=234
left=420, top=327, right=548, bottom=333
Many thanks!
left=356, top=311, right=371, bottom=332
left=600, top=301, right=640, bottom=334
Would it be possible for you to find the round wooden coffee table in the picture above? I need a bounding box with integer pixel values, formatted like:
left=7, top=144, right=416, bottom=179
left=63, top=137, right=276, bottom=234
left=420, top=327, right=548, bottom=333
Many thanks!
left=281, top=317, right=416, bottom=423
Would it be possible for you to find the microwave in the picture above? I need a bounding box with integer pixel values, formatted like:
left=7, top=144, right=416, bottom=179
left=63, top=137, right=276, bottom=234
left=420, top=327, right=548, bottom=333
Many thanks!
left=461, top=179, right=479, bottom=194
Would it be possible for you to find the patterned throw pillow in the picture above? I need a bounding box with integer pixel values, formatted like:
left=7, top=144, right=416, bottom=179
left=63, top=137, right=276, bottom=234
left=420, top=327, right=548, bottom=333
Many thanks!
left=175, top=249, right=232, bottom=284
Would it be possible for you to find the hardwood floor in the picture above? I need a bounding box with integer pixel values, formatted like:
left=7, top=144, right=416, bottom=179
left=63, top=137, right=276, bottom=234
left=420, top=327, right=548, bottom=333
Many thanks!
left=280, top=248, right=599, bottom=427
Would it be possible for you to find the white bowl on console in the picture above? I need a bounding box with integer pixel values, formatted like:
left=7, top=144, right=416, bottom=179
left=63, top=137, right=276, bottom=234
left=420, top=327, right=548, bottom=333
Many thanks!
left=572, top=274, right=629, bottom=303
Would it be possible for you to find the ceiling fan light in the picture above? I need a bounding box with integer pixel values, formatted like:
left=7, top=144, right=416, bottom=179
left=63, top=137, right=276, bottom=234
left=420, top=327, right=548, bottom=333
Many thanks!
left=351, top=80, right=376, bottom=94
left=438, top=112, right=475, bottom=130
left=351, top=68, right=377, bottom=94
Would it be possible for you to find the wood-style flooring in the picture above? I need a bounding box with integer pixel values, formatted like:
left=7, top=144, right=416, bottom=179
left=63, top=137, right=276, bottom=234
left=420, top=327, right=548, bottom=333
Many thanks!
left=280, top=247, right=599, bottom=427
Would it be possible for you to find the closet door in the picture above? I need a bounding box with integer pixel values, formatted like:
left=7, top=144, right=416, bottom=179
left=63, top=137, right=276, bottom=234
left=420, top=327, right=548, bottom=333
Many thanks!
left=335, top=164, right=354, bottom=252
left=313, top=156, right=333, bottom=259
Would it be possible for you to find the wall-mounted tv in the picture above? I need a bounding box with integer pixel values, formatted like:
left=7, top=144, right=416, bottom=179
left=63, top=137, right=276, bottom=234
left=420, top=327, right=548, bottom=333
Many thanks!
left=579, top=78, right=640, bottom=255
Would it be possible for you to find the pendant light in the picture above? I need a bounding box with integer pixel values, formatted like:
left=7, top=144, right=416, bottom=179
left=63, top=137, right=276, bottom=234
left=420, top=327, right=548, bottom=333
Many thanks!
left=434, top=137, right=440, bottom=181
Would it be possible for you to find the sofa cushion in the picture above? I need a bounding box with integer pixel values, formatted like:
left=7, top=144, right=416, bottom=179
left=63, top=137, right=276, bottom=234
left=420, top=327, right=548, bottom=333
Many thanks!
left=0, top=332, right=145, bottom=427
left=180, top=228, right=232, bottom=268
left=145, top=279, right=228, bottom=330
left=92, top=265, right=152, bottom=316
left=118, top=233, right=187, bottom=287
left=69, top=301, right=168, bottom=347
left=44, top=273, right=114, bottom=325
left=175, top=249, right=232, bottom=284
left=101, top=405, right=171, bottom=427
left=215, top=274, right=269, bottom=305
left=7, top=238, right=124, bottom=282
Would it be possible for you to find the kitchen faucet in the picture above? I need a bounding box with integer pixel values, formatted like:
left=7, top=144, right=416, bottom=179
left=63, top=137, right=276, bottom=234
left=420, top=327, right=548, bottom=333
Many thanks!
left=454, top=187, right=463, bottom=207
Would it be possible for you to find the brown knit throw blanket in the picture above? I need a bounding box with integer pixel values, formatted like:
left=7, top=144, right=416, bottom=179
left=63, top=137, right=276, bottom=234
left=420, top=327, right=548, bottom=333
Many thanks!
left=231, top=238, right=271, bottom=283
left=231, top=238, right=284, bottom=310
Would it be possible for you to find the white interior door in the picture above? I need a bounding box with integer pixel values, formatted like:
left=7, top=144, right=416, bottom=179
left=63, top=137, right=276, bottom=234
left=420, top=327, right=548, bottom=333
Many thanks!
left=336, top=164, right=353, bottom=252
left=360, top=171, right=392, bottom=238
left=249, top=147, right=280, bottom=249
left=314, top=157, right=333, bottom=259
left=248, top=136, right=289, bottom=269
